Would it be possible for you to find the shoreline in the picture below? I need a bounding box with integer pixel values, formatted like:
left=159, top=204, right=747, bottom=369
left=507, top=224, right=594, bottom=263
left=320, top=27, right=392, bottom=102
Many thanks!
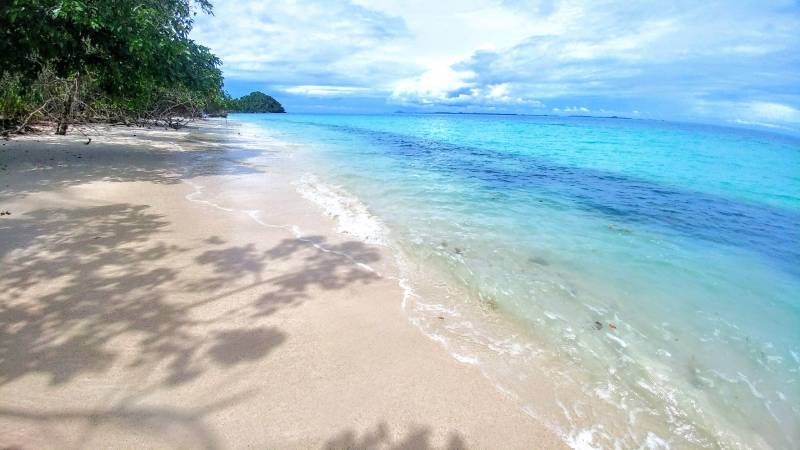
left=227, top=114, right=799, bottom=450
left=0, top=120, right=565, bottom=449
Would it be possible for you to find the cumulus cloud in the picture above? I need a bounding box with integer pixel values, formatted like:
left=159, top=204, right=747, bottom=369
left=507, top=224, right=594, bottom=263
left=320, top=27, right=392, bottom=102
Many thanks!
left=192, top=0, right=416, bottom=88
left=283, top=85, right=373, bottom=96
left=437, top=1, right=800, bottom=114
left=391, top=67, right=543, bottom=107
left=391, top=66, right=475, bottom=104
left=553, top=106, right=590, bottom=114
left=192, top=0, right=800, bottom=125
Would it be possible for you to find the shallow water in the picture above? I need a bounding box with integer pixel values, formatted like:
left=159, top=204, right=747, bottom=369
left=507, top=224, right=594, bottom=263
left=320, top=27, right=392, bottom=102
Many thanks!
left=232, top=113, right=800, bottom=449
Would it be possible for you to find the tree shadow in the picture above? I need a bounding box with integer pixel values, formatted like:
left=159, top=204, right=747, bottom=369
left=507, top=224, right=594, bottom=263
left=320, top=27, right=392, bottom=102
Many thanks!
left=207, top=328, right=286, bottom=366
left=0, top=204, right=288, bottom=388
left=184, top=235, right=382, bottom=319
left=0, top=390, right=253, bottom=450
left=0, top=126, right=395, bottom=448
left=1, top=202, right=386, bottom=446
left=254, top=236, right=382, bottom=317
left=324, top=422, right=468, bottom=450
left=0, top=205, right=283, bottom=447
left=0, top=128, right=261, bottom=200
left=1, top=203, right=384, bottom=388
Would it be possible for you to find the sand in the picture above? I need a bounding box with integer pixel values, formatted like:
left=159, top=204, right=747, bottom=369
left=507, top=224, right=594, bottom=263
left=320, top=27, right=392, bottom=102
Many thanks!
left=0, top=121, right=565, bottom=449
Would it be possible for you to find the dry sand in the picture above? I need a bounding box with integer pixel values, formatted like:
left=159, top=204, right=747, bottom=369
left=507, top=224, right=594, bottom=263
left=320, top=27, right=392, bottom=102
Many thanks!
left=0, top=122, right=565, bottom=449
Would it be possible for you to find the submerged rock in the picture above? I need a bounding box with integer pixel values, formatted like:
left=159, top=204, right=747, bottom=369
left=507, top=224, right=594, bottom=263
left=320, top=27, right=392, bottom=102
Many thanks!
left=529, top=256, right=549, bottom=266
left=480, top=296, right=499, bottom=311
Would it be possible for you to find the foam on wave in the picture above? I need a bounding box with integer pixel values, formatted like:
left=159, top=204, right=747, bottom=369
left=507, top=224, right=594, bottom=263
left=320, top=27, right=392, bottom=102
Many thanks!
left=294, top=173, right=389, bottom=246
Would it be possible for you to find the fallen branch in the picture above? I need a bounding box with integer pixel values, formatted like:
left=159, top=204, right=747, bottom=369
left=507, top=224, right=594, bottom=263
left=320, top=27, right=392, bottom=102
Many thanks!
left=5, top=98, right=56, bottom=136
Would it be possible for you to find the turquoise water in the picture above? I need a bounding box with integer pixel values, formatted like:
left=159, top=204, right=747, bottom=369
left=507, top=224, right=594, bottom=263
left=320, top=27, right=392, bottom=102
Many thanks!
left=233, top=113, right=800, bottom=449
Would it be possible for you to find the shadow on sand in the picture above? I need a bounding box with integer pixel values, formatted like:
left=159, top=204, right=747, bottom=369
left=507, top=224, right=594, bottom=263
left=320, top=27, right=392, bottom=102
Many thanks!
left=0, top=200, right=381, bottom=447
left=0, top=126, right=461, bottom=449
left=324, top=422, right=468, bottom=450
left=0, top=125, right=261, bottom=201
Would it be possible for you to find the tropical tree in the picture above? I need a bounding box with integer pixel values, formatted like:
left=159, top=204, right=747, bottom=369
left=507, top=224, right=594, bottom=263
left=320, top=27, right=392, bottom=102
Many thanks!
left=0, top=0, right=224, bottom=134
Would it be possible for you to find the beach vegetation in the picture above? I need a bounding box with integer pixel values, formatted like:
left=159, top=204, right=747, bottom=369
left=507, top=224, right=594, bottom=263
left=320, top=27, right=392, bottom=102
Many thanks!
left=0, top=0, right=225, bottom=134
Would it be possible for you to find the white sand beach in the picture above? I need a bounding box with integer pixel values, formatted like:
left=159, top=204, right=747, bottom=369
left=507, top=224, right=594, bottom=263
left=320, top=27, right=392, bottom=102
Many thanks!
left=0, top=121, right=565, bottom=449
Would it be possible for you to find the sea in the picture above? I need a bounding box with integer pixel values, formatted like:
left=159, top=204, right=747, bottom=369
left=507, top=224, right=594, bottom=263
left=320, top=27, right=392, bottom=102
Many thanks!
left=229, top=113, right=800, bottom=450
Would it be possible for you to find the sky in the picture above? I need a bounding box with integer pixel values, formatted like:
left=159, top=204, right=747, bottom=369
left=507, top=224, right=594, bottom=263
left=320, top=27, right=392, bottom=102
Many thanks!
left=192, top=0, right=800, bottom=131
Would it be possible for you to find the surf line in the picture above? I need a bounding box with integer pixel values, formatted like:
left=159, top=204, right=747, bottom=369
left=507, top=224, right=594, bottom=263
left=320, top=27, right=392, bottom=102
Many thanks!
left=183, top=178, right=381, bottom=276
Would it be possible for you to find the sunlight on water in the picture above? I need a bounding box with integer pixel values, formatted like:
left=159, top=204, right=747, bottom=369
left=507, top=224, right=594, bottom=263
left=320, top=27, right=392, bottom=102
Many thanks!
left=233, top=113, right=800, bottom=449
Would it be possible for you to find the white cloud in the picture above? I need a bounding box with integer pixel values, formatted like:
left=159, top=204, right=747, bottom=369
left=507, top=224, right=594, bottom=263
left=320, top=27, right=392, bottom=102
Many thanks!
left=694, top=100, right=800, bottom=130
left=191, top=0, right=800, bottom=122
left=392, top=67, right=543, bottom=107
left=350, top=0, right=547, bottom=65
left=729, top=101, right=800, bottom=130
left=283, top=85, right=373, bottom=96
left=733, top=119, right=784, bottom=129
left=488, top=83, right=511, bottom=99
left=192, top=0, right=414, bottom=87
left=552, top=106, right=589, bottom=114
left=746, top=102, right=800, bottom=124
left=391, top=66, right=475, bottom=104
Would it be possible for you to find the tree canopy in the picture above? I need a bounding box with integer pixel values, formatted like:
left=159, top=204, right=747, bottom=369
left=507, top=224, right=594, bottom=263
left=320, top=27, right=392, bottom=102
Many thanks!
left=0, top=0, right=226, bottom=133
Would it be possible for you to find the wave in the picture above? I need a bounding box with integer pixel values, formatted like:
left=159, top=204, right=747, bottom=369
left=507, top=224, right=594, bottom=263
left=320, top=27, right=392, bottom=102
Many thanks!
left=294, top=173, right=389, bottom=246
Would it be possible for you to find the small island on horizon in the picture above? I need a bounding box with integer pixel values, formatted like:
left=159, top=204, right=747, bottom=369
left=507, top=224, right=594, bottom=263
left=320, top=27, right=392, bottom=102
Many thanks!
left=229, top=91, right=286, bottom=114
left=207, top=91, right=285, bottom=118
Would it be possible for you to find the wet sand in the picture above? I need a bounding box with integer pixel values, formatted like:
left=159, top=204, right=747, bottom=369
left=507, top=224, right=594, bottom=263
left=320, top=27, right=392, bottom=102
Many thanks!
left=0, top=122, right=565, bottom=449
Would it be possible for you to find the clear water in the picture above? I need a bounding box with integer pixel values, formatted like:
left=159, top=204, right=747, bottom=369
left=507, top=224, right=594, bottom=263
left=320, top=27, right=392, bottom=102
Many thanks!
left=231, top=113, right=800, bottom=449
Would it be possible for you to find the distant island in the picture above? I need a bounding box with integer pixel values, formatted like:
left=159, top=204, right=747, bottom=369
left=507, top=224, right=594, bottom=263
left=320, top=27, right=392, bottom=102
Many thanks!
left=231, top=91, right=285, bottom=113
left=206, top=91, right=285, bottom=117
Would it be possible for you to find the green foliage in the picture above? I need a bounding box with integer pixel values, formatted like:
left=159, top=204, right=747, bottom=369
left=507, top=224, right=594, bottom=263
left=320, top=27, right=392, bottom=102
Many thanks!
left=0, top=74, right=28, bottom=121
left=231, top=91, right=286, bottom=113
left=0, top=0, right=224, bottom=132
left=204, top=91, right=237, bottom=116
left=0, top=68, right=63, bottom=131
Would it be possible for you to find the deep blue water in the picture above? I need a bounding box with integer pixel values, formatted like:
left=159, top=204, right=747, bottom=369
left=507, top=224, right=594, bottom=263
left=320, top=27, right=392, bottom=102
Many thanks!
left=291, top=121, right=799, bottom=275
left=233, top=113, right=800, bottom=449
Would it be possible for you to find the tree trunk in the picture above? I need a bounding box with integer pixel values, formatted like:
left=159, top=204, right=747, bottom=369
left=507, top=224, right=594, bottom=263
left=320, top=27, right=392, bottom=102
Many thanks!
left=56, top=76, right=80, bottom=135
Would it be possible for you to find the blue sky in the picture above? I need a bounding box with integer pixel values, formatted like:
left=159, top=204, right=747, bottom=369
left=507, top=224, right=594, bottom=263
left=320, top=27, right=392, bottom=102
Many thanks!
left=192, top=0, right=800, bottom=130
